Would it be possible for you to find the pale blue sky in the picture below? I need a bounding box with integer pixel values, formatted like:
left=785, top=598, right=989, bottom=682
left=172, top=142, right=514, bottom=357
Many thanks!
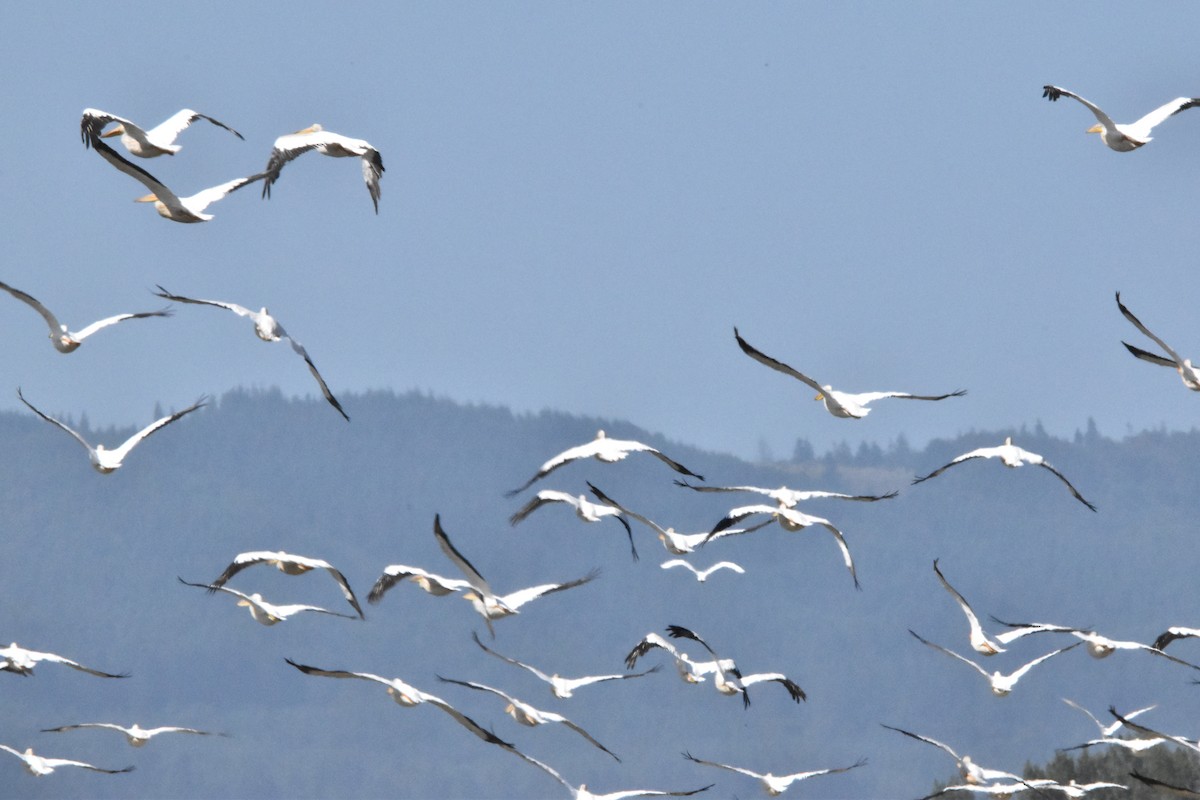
left=3, top=3, right=1200, bottom=460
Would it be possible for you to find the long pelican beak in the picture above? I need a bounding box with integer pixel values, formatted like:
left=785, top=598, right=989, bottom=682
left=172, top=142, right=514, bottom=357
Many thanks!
left=814, top=392, right=824, bottom=401
left=1086, top=124, right=1104, bottom=134
left=100, top=125, right=125, bottom=138
left=294, top=124, right=323, bottom=135
left=134, top=193, right=158, bottom=203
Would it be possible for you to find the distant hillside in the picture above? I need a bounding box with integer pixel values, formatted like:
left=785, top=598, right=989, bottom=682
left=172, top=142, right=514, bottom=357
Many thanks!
left=4, top=388, right=1200, bottom=798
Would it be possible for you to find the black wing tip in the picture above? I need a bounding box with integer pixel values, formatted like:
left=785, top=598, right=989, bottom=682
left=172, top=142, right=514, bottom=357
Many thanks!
left=1043, top=84, right=1062, bottom=100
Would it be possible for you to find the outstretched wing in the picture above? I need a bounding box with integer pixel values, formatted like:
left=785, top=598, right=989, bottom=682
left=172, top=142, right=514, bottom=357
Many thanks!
left=18, top=387, right=94, bottom=454
left=1042, top=85, right=1119, bottom=131
left=734, top=327, right=825, bottom=394
left=1034, top=462, right=1097, bottom=512
left=147, top=109, right=244, bottom=144
left=283, top=334, right=349, bottom=421
left=0, top=280, right=63, bottom=335
left=108, top=397, right=208, bottom=463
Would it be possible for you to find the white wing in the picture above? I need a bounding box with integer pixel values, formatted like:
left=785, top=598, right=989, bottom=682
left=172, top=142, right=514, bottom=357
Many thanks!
left=107, top=397, right=207, bottom=463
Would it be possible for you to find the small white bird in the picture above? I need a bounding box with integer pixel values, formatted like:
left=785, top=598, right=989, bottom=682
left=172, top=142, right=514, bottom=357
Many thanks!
left=909, top=629, right=1079, bottom=696
left=880, top=724, right=1026, bottom=785
left=1042, top=85, right=1200, bottom=151
left=367, top=564, right=473, bottom=604
left=19, top=388, right=206, bottom=474
left=261, top=124, right=384, bottom=213
left=734, top=328, right=965, bottom=419
left=0, top=745, right=132, bottom=777
left=507, top=430, right=704, bottom=497
left=0, top=642, right=126, bottom=678
left=912, top=436, right=1096, bottom=512
left=517, top=750, right=713, bottom=800
left=1116, top=291, right=1200, bottom=391
left=475, top=632, right=659, bottom=699
left=681, top=751, right=866, bottom=796
left=436, top=675, right=620, bottom=761
left=660, top=559, right=744, bottom=582
left=509, top=489, right=637, bottom=560
left=708, top=503, right=861, bottom=589
left=155, top=286, right=348, bottom=421
left=41, top=722, right=227, bottom=747
left=81, top=108, right=242, bottom=158
left=178, top=578, right=358, bottom=626
left=674, top=478, right=897, bottom=507
left=0, top=280, right=170, bottom=353
left=208, top=550, right=363, bottom=619
left=932, top=559, right=1005, bottom=655
left=587, top=484, right=751, bottom=555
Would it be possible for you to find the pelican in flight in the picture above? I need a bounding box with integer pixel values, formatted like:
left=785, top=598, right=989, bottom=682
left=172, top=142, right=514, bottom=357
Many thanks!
left=0, top=745, right=132, bottom=777
left=517, top=751, right=713, bottom=800
left=154, top=286, right=348, bottom=421
left=674, top=478, right=897, bottom=507
left=912, top=437, right=1096, bottom=511
left=261, top=124, right=384, bottom=213
left=1060, top=698, right=1161, bottom=754
left=0, top=642, right=126, bottom=678
left=0, top=280, right=170, bottom=353
left=367, top=564, right=472, bottom=605
left=178, top=578, right=358, bottom=626
left=587, top=484, right=751, bottom=555
left=707, top=503, right=860, bottom=589
left=989, top=617, right=1200, bottom=669
left=734, top=328, right=965, bottom=419
left=909, top=629, right=1079, bottom=696
left=434, top=514, right=598, bottom=636
left=208, top=550, right=363, bottom=618
left=42, top=723, right=227, bottom=747
left=474, top=632, right=659, bottom=699
left=436, top=675, right=621, bottom=761
left=681, top=752, right=866, bottom=796
left=81, top=108, right=242, bottom=158
left=19, top=389, right=206, bottom=474
left=625, top=631, right=734, bottom=685
left=933, top=559, right=1005, bottom=655
left=662, top=625, right=807, bottom=707
left=880, top=725, right=1025, bottom=786
left=1116, top=291, right=1200, bottom=390
left=1042, top=85, right=1200, bottom=151
left=507, top=430, right=704, bottom=497
left=509, top=489, right=637, bottom=561
left=1108, top=706, right=1200, bottom=755
left=660, top=559, right=744, bottom=582
left=84, top=129, right=263, bottom=222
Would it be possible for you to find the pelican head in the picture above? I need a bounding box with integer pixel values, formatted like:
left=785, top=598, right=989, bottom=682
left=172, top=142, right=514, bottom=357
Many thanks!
left=101, top=124, right=126, bottom=138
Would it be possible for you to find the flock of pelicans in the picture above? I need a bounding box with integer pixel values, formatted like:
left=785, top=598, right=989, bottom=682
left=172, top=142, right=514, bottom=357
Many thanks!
left=7, top=84, right=1200, bottom=798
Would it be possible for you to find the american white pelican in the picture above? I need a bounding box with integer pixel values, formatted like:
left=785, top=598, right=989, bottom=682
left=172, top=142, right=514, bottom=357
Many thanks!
left=434, top=514, right=598, bottom=636
left=261, top=124, right=384, bottom=213
left=1116, top=291, right=1200, bottom=390
left=474, top=632, right=659, bottom=699
left=510, top=489, right=637, bottom=561
left=674, top=478, right=897, bottom=507
left=178, top=577, right=358, bottom=625
left=83, top=131, right=264, bottom=222
left=41, top=722, right=227, bottom=747
left=708, top=503, right=860, bottom=589
left=507, top=430, right=704, bottom=497
left=210, top=550, right=362, bottom=618
left=624, top=632, right=734, bottom=685
left=932, top=559, right=1005, bottom=655
left=587, top=484, right=750, bottom=555
left=367, top=564, right=472, bottom=604
left=0, top=642, right=126, bottom=678
left=81, top=108, right=243, bottom=158
left=1062, top=697, right=1156, bottom=739
left=660, top=559, right=744, bottom=582
left=0, top=745, right=132, bottom=777
left=1042, top=85, right=1200, bottom=151
left=909, top=629, right=1079, bottom=697
left=912, top=437, right=1097, bottom=512
left=1107, top=706, right=1200, bottom=755
left=1130, top=772, right=1200, bottom=798
left=436, top=675, right=620, bottom=761
left=990, top=617, right=1200, bottom=669
left=517, top=750, right=713, bottom=800
left=0, top=280, right=170, bottom=353
left=665, top=625, right=807, bottom=706
left=986, top=617, right=1083, bottom=646
left=1059, top=699, right=1162, bottom=754
left=19, top=388, right=206, bottom=474
left=734, top=328, right=965, bottom=419
left=681, top=751, right=866, bottom=796
left=154, top=286, right=348, bottom=421
left=1027, top=780, right=1128, bottom=798
left=880, top=725, right=1025, bottom=786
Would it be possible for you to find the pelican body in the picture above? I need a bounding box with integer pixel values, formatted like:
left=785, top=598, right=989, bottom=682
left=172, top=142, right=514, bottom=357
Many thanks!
left=1042, top=85, right=1200, bottom=151
left=82, top=108, right=243, bottom=157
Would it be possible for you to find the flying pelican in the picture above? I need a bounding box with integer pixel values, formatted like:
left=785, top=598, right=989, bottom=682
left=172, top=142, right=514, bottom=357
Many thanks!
left=178, top=578, right=358, bottom=626
left=624, top=632, right=734, bottom=685
left=474, top=632, right=659, bottom=699
left=665, top=625, right=806, bottom=706
left=880, top=725, right=1025, bottom=786
left=660, top=559, right=744, bottom=582
left=41, top=723, right=227, bottom=747
left=932, top=559, right=1005, bottom=655
left=507, top=430, right=704, bottom=497
left=912, top=437, right=1096, bottom=511
left=1042, top=85, right=1200, bottom=151
left=1108, top=706, right=1200, bottom=755
left=587, top=484, right=751, bottom=555
left=434, top=514, right=598, bottom=636
left=81, top=108, right=243, bottom=158
left=509, top=489, right=637, bottom=561
left=261, top=124, right=384, bottom=213
left=0, top=745, right=132, bottom=777
left=83, top=130, right=264, bottom=222
left=0, top=642, right=126, bottom=678
left=681, top=752, right=866, bottom=796
left=436, top=675, right=620, bottom=761
left=367, top=565, right=473, bottom=604
left=990, top=617, right=1200, bottom=669
left=909, top=629, right=1079, bottom=697
left=207, top=550, right=363, bottom=618
left=0, top=280, right=170, bottom=353
left=707, top=503, right=860, bottom=589
left=1116, top=291, right=1200, bottom=390
left=516, top=750, right=713, bottom=800
left=1059, top=699, right=1161, bottom=754
left=674, top=478, right=897, bottom=507
left=1130, top=772, right=1200, bottom=798
left=19, top=388, right=206, bottom=474
left=733, top=328, right=965, bottom=419
left=154, top=286, right=348, bottom=421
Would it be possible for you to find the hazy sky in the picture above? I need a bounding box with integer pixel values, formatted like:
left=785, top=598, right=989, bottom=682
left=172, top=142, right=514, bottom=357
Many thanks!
left=4, top=3, right=1200, bottom=460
